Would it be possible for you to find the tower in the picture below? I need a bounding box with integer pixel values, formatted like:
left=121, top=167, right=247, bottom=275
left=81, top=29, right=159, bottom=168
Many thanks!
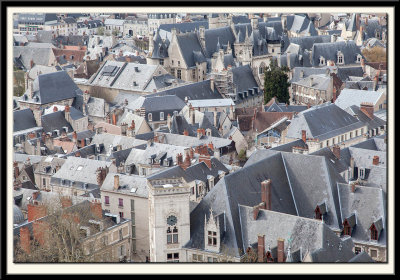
left=148, top=177, right=191, bottom=262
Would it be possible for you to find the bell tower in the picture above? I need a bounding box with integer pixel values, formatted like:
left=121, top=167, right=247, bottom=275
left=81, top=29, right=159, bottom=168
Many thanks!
left=148, top=177, right=191, bottom=262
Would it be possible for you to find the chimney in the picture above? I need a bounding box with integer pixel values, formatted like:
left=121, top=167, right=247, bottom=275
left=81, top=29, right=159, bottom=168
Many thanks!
left=197, top=128, right=203, bottom=139
left=167, top=114, right=172, bottom=130
left=65, top=105, right=71, bottom=122
left=360, top=59, right=366, bottom=73
left=261, top=179, right=272, bottom=210
left=112, top=112, right=117, bottom=125
left=73, top=131, right=77, bottom=143
left=365, top=17, right=368, bottom=25
left=277, top=238, right=285, bottom=262
left=14, top=161, right=20, bottom=179
left=332, top=145, right=340, bottom=160
left=96, top=167, right=107, bottom=186
left=19, top=227, right=31, bottom=253
left=183, top=129, right=189, bottom=136
left=300, top=70, right=304, bottom=78
left=53, top=106, right=58, bottom=112
left=27, top=203, right=47, bottom=222
left=60, top=196, right=73, bottom=208
left=257, top=234, right=265, bottom=262
left=210, top=78, right=214, bottom=92
left=372, top=156, right=379, bottom=166
left=350, top=157, right=355, bottom=179
left=183, top=153, right=191, bottom=170
left=301, top=130, right=307, bottom=143
left=360, top=102, right=374, bottom=119
left=309, top=77, right=314, bottom=87
left=373, top=75, right=378, bottom=90
left=90, top=201, right=103, bottom=219
left=114, top=175, right=120, bottom=190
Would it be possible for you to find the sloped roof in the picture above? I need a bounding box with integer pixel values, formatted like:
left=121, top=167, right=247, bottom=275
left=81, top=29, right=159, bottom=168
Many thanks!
left=335, top=89, right=384, bottom=110
left=176, top=32, right=205, bottom=68
left=13, top=109, right=37, bottom=132
left=13, top=46, right=55, bottom=70
left=286, top=103, right=365, bottom=141
left=232, top=64, right=259, bottom=93
left=337, top=184, right=386, bottom=246
left=311, top=41, right=363, bottom=67
left=101, top=172, right=148, bottom=198
left=41, top=111, right=73, bottom=134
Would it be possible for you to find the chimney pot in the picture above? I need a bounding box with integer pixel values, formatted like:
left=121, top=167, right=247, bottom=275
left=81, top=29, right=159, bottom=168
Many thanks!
left=257, top=234, right=265, bottom=262
left=301, top=130, right=307, bottom=143
left=277, top=238, right=285, bottom=262
left=261, top=179, right=272, bottom=210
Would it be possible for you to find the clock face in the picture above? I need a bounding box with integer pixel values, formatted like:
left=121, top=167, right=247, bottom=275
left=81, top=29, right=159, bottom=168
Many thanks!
left=167, top=215, right=177, bottom=226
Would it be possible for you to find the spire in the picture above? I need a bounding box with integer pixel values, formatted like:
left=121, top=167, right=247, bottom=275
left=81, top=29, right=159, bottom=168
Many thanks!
left=236, top=29, right=241, bottom=43
left=216, top=37, right=221, bottom=51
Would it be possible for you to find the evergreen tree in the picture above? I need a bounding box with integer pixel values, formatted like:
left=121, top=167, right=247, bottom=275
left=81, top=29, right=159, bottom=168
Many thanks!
left=263, top=60, right=290, bottom=104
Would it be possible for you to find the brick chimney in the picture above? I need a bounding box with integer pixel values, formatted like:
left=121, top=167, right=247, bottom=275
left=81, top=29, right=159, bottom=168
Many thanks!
left=257, top=234, right=265, bottom=262
left=112, top=112, right=117, bottom=125
left=90, top=201, right=103, bottom=219
left=183, top=153, right=191, bottom=170
left=360, top=102, right=374, bottom=119
left=332, top=145, right=340, bottom=160
left=197, top=128, right=203, bottom=139
left=277, top=238, right=285, bottom=262
left=183, top=129, right=189, bottom=136
left=114, top=174, right=120, bottom=190
left=176, top=153, right=183, bottom=167
left=96, top=167, right=108, bottom=187
left=53, top=106, right=58, bottom=112
left=261, top=179, right=272, bottom=210
left=301, top=130, right=307, bottom=143
left=189, top=148, right=194, bottom=159
left=351, top=182, right=356, bottom=193
left=27, top=203, right=47, bottom=222
left=372, top=156, right=379, bottom=166
left=19, top=226, right=31, bottom=253
left=60, top=196, right=73, bottom=208
left=199, top=153, right=212, bottom=169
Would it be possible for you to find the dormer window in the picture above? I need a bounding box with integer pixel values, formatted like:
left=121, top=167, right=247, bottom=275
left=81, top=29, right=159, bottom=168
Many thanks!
left=319, top=56, right=325, bottom=66
left=359, top=168, right=365, bottom=179
left=160, top=112, right=164, bottom=121
left=343, top=220, right=352, bottom=236
left=370, top=224, right=378, bottom=240
left=356, top=54, right=362, bottom=63
left=337, top=51, right=344, bottom=64
left=148, top=113, right=152, bottom=122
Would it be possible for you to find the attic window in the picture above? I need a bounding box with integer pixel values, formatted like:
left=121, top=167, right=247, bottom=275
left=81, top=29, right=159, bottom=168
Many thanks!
left=370, top=224, right=378, bottom=240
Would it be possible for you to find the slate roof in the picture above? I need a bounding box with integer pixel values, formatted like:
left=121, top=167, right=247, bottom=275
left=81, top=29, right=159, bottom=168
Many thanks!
left=239, top=206, right=356, bottom=262
left=286, top=14, right=318, bottom=36
left=231, top=64, right=259, bottom=94
left=184, top=150, right=347, bottom=257
left=148, top=80, right=222, bottom=101
left=13, top=46, right=55, bottom=70
left=51, top=156, right=112, bottom=188
left=346, top=105, right=386, bottom=131
left=176, top=32, right=206, bottom=68
left=18, top=13, right=58, bottom=24
left=101, top=172, right=148, bottom=198
left=20, top=71, right=80, bottom=105
left=160, top=132, right=232, bottom=150
left=88, top=61, right=164, bottom=93
left=170, top=115, right=196, bottom=136
left=13, top=109, right=37, bottom=132
left=159, top=21, right=209, bottom=33
left=293, top=74, right=332, bottom=91
left=142, top=95, right=186, bottom=121
left=335, top=89, right=384, bottom=110
left=336, top=66, right=364, bottom=82
left=282, top=35, right=331, bottom=53
left=337, top=184, right=386, bottom=246
left=204, top=26, right=236, bottom=58
left=90, top=133, right=146, bottom=154
left=348, top=251, right=375, bottom=262
left=41, top=111, right=73, bottom=134
left=311, top=41, right=363, bottom=67
left=286, top=103, right=365, bottom=141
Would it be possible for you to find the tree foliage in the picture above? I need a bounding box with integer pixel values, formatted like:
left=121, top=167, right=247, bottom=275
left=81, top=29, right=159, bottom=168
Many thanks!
left=97, top=26, right=105, bottom=36
left=263, top=60, right=290, bottom=105
left=362, top=46, right=386, bottom=63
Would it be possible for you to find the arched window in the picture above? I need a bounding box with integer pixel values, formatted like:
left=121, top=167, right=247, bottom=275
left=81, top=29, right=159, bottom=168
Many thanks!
left=337, top=51, right=344, bottom=64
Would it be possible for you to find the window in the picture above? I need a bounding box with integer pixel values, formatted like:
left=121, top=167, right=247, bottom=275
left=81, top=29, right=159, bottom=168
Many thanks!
left=191, top=187, right=195, bottom=195
left=259, top=66, right=264, bottom=74
left=355, top=130, right=358, bottom=137
left=171, top=60, right=174, bottom=65
left=119, top=229, right=123, bottom=241
left=178, top=61, right=180, bottom=66
left=355, top=247, right=362, bottom=255
left=192, top=69, right=196, bottom=79
left=119, top=244, right=125, bottom=257
left=315, top=207, right=322, bottom=220
left=160, top=112, right=164, bottom=121
left=167, top=226, right=178, bottom=244
left=192, top=254, right=203, bottom=262
left=119, top=212, right=124, bottom=218
left=167, top=253, right=179, bottom=262
left=43, top=178, right=46, bottom=187
left=370, top=225, right=378, bottom=240
left=337, top=52, right=344, bottom=64
left=207, top=231, right=217, bottom=246
left=159, top=59, right=164, bottom=65
left=119, top=198, right=124, bottom=207
left=359, top=168, right=365, bottom=179
left=105, top=196, right=110, bottom=205
left=370, top=249, right=377, bottom=258
left=350, top=132, right=353, bottom=138
left=177, top=69, right=182, bottom=79
left=141, top=168, right=146, bottom=176
left=148, top=113, right=152, bottom=122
